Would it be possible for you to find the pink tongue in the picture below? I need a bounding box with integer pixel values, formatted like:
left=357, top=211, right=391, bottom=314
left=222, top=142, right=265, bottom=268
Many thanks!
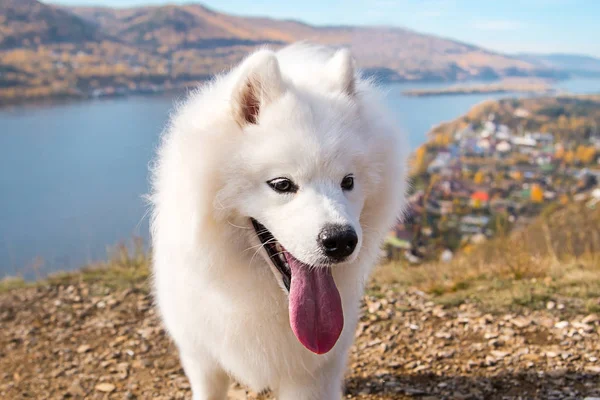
left=288, top=256, right=344, bottom=355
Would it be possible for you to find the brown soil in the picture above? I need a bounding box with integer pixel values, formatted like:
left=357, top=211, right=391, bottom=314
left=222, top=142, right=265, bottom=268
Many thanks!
left=1, top=280, right=599, bottom=399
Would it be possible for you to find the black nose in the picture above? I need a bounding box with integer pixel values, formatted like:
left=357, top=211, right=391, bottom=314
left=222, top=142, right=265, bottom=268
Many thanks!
left=318, top=224, right=358, bottom=260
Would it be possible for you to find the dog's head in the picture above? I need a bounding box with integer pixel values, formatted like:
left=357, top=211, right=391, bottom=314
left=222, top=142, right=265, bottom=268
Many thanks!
left=221, top=49, right=367, bottom=265
left=213, top=48, right=404, bottom=354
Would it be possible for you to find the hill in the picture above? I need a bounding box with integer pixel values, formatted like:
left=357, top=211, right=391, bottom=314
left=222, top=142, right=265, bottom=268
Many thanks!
left=397, top=94, right=600, bottom=265
left=66, top=3, right=553, bottom=81
left=65, top=3, right=556, bottom=82
left=0, top=0, right=565, bottom=105
left=0, top=0, right=104, bottom=48
left=519, top=53, right=600, bottom=78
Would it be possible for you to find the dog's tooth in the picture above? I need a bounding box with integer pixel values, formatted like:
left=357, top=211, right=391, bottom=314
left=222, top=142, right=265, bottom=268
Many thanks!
left=275, top=243, right=283, bottom=253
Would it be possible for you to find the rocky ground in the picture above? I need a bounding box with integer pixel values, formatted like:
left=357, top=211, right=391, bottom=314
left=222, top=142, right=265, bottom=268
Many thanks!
left=1, top=278, right=599, bottom=400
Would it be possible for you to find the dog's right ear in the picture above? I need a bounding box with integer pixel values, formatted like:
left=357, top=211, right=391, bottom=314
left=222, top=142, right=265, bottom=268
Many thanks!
left=232, top=50, right=284, bottom=126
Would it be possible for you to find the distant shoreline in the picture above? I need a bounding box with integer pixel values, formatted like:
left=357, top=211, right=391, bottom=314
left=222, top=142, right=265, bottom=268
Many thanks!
left=0, top=77, right=561, bottom=109
left=403, top=79, right=556, bottom=97
left=0, top=85, right=194, bottom=110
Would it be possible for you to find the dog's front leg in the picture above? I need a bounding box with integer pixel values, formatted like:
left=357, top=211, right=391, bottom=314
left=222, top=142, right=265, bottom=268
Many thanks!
left=180, top=352, right=230, bottom=400
left=277, top=356, right=345, bottom=400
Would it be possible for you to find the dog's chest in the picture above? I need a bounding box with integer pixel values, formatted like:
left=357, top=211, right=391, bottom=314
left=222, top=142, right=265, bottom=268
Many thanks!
left=201, top=294, right=328, bottom=389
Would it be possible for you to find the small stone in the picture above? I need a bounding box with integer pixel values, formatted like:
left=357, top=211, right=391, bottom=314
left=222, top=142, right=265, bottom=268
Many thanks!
left=511, top=317, right=530, bottom=328
left=434, top=331, right=452, bottom=339
left=582, top=314, right=599, bottom=324
left=51, top=368, right=64, bottom=378
left=546, top=301, right=556, bottom=310
left=485, top=356, right=497, bottom=366
left=484, top=332, right=499, bottom=339
left=77, top=344, right=91, bottom=354
left=175, top=377, right=191, bottom=390
left=117, top=362, right=129, bottom=380
left=554, top=321, right=569, bottom=329
left=379, top=343, right=389, bottom=354
left=95, top=383, right=116, bottom=393
left=490, top=350, right=509, bottom=359
left=413, top=364, right=429, bottom=372
left=572, top=322, right=594, bottom=333
left=547, top=369, right=567, bottom=378
left=404, top=388, right=426, bottom=396
left=521, top=354, right=541, bottom=361
left=585, top=366, right=600, bottom=374
left=68, top=380, right=86, bottom=396
left=368, top=302, right=382, bottom=313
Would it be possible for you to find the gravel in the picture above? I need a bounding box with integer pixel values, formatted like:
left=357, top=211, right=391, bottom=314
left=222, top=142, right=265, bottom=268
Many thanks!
left=1, top=281, right=599, bottom=399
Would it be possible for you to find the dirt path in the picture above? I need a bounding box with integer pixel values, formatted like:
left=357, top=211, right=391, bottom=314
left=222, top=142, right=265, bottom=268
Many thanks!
left=1, top=280, right=599, bottom=399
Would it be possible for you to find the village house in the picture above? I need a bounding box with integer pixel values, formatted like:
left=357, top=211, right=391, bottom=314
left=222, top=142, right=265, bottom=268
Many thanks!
left=385, top=107, right=600, bottom=263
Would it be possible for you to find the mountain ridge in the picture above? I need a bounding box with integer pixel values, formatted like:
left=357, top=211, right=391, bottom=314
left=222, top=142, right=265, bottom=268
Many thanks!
left=518, top=52, right=600, bottom=77
left=0, top=0, right=575, bottom=105
left=0, top=0, right=105, bottom=47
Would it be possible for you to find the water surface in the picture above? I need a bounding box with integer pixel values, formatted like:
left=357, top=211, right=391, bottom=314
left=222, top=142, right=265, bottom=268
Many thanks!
left=1, top=79, right=599, bottom=278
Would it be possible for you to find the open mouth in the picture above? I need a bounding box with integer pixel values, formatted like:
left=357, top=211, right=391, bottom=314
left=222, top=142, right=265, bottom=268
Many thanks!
left=251, top=218, right=292, bottom=291
left=251, top=218, right=344, bottom=355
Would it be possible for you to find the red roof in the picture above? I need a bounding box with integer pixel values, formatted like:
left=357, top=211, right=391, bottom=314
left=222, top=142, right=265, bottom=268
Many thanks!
left=471, top=191, right=490, bottom=201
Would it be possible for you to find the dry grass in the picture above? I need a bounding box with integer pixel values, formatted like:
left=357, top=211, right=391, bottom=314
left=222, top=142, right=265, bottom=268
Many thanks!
left=2, top=203, right=599, bottom=316
left=375, top=256, right=599, bottom=314
left=374, top=202, right=600, bottom=314
left=0, top=239, right=150, bottom=294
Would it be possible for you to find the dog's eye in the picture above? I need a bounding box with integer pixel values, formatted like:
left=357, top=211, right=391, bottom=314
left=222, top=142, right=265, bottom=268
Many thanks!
left=267, top=178, right=298, bottom=194
left=341, top=175, right=354, bottom=191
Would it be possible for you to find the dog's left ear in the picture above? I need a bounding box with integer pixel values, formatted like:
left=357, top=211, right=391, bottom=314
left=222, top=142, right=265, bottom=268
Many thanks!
left=326, top=48, right=355, bottom=96
left=232, top=49, right=285, bottom=126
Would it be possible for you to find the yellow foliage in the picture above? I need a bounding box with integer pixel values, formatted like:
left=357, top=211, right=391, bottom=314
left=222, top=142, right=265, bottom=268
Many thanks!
left=564, top=150, right=575, bottom=165
left=558, top=115, right=568, bottom=129
left=511, top=171, right=523, bottom=181
left=431, top=132, right=453, bottom=147
left=530, top=184, right=544, bottom=203
left=554, top=146, right=565, bottom=160
left=411, top=146, right=428, bottom=175
left=473, top=171, right=485, bottom=185
left=575, top=145, right=597, bottom=164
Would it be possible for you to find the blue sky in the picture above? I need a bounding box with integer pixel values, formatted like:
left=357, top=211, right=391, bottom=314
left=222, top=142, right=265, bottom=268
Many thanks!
left=50, top=0, right=600, bottom=57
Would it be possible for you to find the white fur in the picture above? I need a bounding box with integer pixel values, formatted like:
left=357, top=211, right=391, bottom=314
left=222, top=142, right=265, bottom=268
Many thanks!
left=150, top=43, right=408, bottom=400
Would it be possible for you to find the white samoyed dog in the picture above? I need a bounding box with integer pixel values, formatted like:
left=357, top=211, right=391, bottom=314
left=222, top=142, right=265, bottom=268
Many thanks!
left=150, top=43, right=407, bottom=400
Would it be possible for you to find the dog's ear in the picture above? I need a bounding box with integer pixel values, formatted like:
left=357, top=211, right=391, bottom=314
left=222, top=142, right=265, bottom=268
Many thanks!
left=232, top=50, right=284, bottom=126
left=326, top=48, right=355, bottom=96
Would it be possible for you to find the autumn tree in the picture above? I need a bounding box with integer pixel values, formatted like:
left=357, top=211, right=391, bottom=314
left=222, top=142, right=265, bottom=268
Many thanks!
left=411, top=146, right=428, bottom=176
left=531, top=184, right=544, bottom=203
